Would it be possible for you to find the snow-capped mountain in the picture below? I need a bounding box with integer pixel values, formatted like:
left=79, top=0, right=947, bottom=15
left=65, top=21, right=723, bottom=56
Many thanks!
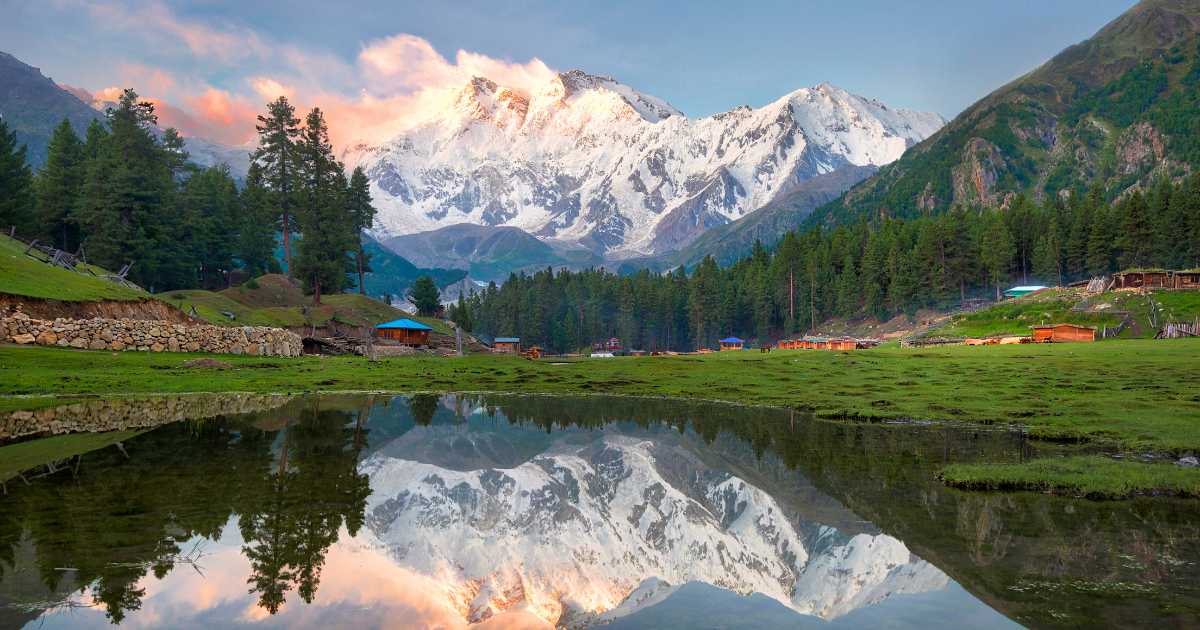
left=347, top=70, right=944, bottom=258
left=360, top=426, right=949, bottom=627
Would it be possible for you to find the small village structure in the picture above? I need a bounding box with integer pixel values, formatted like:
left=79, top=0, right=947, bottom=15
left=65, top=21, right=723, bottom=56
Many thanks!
left=372, top=318, right=432, bottom=347
left=718, top=337, right=745, bottom=351
left=777, top=336, right=878, bottom=351
left=1113, top=269, right=1200, bottom=290
left=1031, top=323, right=1096, bottom=343
left=594, top=337, right=624, bottom=353
left=1003, top=285, right=1047, bottom=298
left=493, top=337, right=522, bottom=353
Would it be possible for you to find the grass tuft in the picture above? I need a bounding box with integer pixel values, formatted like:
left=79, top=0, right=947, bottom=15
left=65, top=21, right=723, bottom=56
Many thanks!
left=940, top=456, right=1200, bottom=498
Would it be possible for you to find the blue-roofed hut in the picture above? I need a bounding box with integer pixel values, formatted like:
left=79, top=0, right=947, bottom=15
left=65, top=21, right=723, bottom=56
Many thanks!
left=374, top=318, right=433, bottom=346
left=718, top=337, right=745, bottom=351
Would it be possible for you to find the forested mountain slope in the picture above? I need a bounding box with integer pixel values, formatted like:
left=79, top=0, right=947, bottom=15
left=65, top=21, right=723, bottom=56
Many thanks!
left=809, top=0, right=1200, bottom=226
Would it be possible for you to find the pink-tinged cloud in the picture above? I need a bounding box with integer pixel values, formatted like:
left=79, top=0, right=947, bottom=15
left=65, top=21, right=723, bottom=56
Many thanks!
left=358, top=33, right=555, bottom=96
left=249, top=77, right=295, bottom=102
left=67, top=2, right=557, bottom=150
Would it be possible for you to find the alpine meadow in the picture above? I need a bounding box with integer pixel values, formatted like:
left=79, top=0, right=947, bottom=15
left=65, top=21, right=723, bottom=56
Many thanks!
left=2, top=1, right=1200, bottom=628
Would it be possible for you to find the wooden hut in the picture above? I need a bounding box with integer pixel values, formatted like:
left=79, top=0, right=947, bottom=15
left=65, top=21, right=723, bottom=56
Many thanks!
left=829, top=338, right=858, bottom=351
left=373, top=318, right=433, bottom=346
left=1113, top=270, right=1170, bottom=289
left=718, top=337, right=745, bottom=351
left=494, top=337, right=521, bottom=353
left=1031, top=324, right=1096, bottom=343
left=1173, top=270, right=1200, bottom=289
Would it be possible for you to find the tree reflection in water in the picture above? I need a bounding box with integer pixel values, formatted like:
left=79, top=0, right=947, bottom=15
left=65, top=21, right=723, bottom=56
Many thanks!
left=0, top=397, right=370, bottom=623
left=0, top=393, right=1197, bottom=628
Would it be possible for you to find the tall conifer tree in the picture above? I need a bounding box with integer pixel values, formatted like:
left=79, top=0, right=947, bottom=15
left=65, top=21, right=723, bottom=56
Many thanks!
left=252, top=97, right=301, bottom=276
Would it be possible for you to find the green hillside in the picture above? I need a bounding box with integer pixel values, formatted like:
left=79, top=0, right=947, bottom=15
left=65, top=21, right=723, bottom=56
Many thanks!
left=159, top=273, right=421, bottom=330
left=813, top=0, right=1200, bottom=226
left=0, top=233, right=146, bottom=301
left=0, top=52, right=101, bottom=168
left=923, top=287, right=1200, bottom=339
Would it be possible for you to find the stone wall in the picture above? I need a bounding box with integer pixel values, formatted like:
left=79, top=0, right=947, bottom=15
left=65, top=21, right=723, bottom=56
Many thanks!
left=1, top=309, right=302, bottom=357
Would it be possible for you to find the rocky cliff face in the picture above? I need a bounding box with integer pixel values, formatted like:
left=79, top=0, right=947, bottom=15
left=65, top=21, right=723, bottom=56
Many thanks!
left=346, top=72, right=942, bottom=259
left=359, top=426, right=948, bottom=627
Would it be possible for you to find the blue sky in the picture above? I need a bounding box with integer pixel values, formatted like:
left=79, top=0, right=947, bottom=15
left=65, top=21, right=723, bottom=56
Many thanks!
left=2, top=0, right=1137, bottom=143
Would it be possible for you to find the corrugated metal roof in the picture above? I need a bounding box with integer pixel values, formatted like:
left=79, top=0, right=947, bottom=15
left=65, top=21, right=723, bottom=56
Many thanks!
left=494, top=337, right=521, bottom=343
left=719, top=337, right=744, bottom=343
left=375, top=318, right=433, bottom=331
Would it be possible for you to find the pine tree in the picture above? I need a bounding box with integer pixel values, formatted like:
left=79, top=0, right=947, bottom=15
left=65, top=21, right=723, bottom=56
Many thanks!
left=293, top=108, right=351, bottom=304
left=979, top=212, right=1015, bottom=300
left=1116, top=190, right=1154, bottom=269
left=0, top=118, right=34, bottom=234
left=410, top=276, right=441, bottom=316
left=252, top=97, right=301, bottom=277
left=834, top=252, right=859, bottom=317
left=346, top=167, right=376, bottom=295
left=182, top=165, right=240, bottom=288
left=35, top=119, right=85, bottom=250
left=77, top=89, right=172, bottom=288
left=1086, top=204, right=1114, bottom=276
left=1031, top=220, right=1063, bottom=286
left=238, top=162, right=282, bottom=276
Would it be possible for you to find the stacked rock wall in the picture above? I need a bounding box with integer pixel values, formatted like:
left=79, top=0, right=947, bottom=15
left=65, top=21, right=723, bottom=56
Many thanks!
left=2, top=309, right=302, bottom=357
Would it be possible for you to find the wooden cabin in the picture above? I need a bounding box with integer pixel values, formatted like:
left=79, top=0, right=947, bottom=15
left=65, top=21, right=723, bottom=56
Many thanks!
left=494, top=337, right=521, bottom=353
left=718, top=337, right=745, bottom=351
left=829, top=338, right=858, bottom=351
left=522, top=346, right=543, bottom=359
left=1113, top=270, right=1171, bottom=289
left=373, top=318, right=433, bottom=346
left=1173, top=271, right=1200, bottom=289
left=1031, top=323, right=1096, bottom=343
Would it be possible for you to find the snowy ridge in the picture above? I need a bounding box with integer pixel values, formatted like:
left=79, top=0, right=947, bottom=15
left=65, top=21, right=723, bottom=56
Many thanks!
left=347, top=71, right=943, bottom=258
left=359, top=432, right=948, bottom=627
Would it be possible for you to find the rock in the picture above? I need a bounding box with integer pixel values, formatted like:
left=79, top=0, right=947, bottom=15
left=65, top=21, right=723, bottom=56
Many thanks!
left=150, top=342, right=165, bottom=352
left=11, top=333, right=36, bottom=344
left=88, top=340, right=108, bottom=350
left=69, top=338, right=88, bottom=349
left=35, top=331, right=57, bottom=345
left=1176, top=456, right=1198, bottom=468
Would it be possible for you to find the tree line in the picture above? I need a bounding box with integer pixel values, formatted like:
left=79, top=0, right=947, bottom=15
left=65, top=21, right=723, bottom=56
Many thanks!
left=462, top=175, right=1200, bottom=353
left=0, top=90, right=376, bottom=302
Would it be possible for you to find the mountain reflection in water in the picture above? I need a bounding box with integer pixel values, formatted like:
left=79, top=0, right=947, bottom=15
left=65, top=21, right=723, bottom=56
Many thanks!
left=0, top=394, right=1197, bottom=628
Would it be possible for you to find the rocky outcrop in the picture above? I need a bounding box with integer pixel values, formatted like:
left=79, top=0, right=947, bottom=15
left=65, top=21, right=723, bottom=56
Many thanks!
left=2, top=309, right=302, bottom=356
left=951, top=138, right=1003, bottom=207
left=0, top=393, right=296, bottom=440
left=1115, top=121, right=1167, bottom=176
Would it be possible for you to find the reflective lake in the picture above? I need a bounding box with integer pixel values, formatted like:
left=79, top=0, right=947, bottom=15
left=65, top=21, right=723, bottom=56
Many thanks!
left=0, top=394, right=1197, bottom=629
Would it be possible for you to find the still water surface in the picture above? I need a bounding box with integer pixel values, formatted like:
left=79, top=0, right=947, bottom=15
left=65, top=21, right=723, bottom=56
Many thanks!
left=0, top=394, right=1196, bottom=628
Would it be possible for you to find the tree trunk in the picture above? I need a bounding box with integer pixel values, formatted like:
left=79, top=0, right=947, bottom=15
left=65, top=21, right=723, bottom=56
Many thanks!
left=313, top=278, right=322, bottom=306
left=357, top=246, right=366, bottom=295
left=282, top=212, right=292, bottom=277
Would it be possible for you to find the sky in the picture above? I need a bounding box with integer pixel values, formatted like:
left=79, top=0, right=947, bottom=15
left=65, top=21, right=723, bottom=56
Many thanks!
left=1, top=0, right=1138, bottom=148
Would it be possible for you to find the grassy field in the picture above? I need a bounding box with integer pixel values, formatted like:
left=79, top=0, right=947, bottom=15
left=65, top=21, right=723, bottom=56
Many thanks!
left=0, top=233, right=147, bottom=302
left=3, top=338, right=1198, bottom=497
